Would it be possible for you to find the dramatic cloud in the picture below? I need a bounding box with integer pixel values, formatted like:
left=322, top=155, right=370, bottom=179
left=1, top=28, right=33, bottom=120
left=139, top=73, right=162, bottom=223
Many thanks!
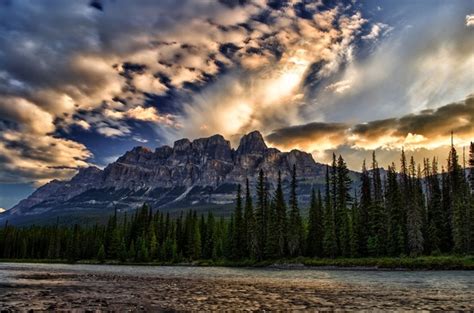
left=0, top=0, right=267, bottom=183
left=267, top=95, right=474, bottom=168
left=177, top=3, right=368, bottom=143
left=0, top=130, right=92, bottom=185
left=0, top=0, right=472, bottom=190
left=305, top=2, right=474, bottom=124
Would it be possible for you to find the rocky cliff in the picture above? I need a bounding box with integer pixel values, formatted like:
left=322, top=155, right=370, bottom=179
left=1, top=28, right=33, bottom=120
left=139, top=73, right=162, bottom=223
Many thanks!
left=1, top=131, right=340, bottom=225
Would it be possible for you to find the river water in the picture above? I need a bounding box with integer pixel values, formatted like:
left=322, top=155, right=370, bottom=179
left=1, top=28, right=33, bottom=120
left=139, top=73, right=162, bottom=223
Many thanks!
left=0, top=263, right=473, bottom=310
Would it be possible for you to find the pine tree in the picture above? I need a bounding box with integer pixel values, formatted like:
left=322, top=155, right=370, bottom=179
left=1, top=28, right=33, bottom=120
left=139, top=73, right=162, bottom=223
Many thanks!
left=449, top=143, right=470, bottom=253
left=273, top=171, right=287, bottom=257
left=203, top=212, right=215, bottom=260
left=255, top=169, right=267, bottom=260
left=323, top=165, right=337, bottom=257
left=385, top=163, right=404, bottom=256
left=336, top=155, right=351, bottom=256
left=307, top=188, right=323, bottom=257
left=357, top=160, right=371, bottom=256
left=149, top=225, right=158, bottom=260
left=425, top=158, right=443, bottom=254
left=440, top=167, right=453, bottom=252
left=367, top=152, right=386, bottom=256
left=192, top=211, right=201, bottom=260
left=243, top=178, right=257, bottom=259
left=349, top=190, right=359, bottom=257
left=232, top=184, right=245, bottom=259
left=288, top=164, right=304, bottom=257
left=406, top=157, right=424, bottom=256
left=469, top=142, right=474, bottom=194
left=265, top=199, right=279, bottom=258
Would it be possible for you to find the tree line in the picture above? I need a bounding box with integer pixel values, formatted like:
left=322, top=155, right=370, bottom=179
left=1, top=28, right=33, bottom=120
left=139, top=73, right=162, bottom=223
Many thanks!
left=0, top=143, right=473, bottom=262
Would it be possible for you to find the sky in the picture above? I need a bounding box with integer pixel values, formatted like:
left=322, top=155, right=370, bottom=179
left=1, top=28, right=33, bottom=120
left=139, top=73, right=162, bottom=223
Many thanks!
left=0, top=0, right=473, bottom=209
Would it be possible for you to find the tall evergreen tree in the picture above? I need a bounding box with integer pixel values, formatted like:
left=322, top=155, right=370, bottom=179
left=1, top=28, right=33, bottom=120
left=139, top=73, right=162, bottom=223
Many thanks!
left=288, top=164, right=304, bottom=256
left=406, top=157, right=424, bottom=256
left=469, top=142, right=474, bottom=194
left=232, top=184, right=245, bottom=259
left=448, top=143, right=470, bottom=253
left=357, top=160, right=371, bottom=256
left=307, top=188, right=323, bottom=257
left=255, top=170, right=267, bottom=260
left=323, top=165, right=337, bottom=257
left=425, top=158, right=443, bottom=254
left=335, top=155, right=352, bottom=256
left=385, top=163, right=404, bottom=256
left=367, top=152, right=386, bottom=256
left=243, top=179, right=257, bottom=259
left=273, top=171, right=287, bottom=257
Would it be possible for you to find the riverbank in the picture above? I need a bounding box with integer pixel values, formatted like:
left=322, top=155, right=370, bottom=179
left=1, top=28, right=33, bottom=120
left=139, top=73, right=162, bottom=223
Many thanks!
left=1, top=255, right=473, bottom=270
left=1, top=263, right=473, bottom=311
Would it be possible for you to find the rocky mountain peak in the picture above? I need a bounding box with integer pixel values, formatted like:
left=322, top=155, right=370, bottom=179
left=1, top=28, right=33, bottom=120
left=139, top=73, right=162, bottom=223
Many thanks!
left=71, top=166, right=103, bottom=182
left=236, top=130, right=267, bottom=155
left=173, top=138, right=192, bottom=152
left=2, top=131, right=341, bottom=225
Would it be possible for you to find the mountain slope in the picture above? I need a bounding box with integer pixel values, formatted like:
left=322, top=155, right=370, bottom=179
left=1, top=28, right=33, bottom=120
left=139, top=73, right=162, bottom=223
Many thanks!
left=0, top=131, right=356, bottom=225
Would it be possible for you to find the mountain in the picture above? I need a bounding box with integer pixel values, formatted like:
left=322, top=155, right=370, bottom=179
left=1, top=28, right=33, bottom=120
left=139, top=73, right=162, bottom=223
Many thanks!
left=0, top=131, right=357, bottom=225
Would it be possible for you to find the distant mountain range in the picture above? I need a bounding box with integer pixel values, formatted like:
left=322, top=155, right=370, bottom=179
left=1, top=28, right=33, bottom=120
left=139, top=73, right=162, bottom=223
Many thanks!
left=0, top=131, right=359, bottom=225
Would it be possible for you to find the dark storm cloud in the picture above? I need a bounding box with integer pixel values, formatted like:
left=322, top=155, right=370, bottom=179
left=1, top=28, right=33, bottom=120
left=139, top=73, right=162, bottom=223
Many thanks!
left=353, top=96, right=474, bottom=139
left=266, top=95, right=474, bottom=151
left=266, top=122, right=348, bottom=145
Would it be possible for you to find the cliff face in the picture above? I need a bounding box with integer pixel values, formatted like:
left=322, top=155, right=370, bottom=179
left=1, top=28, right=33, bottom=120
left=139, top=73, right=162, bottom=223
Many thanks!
left=2, top=131, right=331, bottom=224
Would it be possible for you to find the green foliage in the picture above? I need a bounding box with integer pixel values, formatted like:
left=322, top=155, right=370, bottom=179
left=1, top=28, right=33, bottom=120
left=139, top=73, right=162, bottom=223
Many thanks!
left=97, top=244, right=105, bottom=263
left=0, top=145, right=472, bottom=263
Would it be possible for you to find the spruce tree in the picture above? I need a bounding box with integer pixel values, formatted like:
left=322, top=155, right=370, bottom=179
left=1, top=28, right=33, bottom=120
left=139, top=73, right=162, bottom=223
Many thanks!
left=425, top=158, right=443, bottom=254
left=323, top=165, right=337, bottom=257
left=307, top=188, right=323, bottom=257
left=244, top=178, right=257, bottom=259
left=265, top=199, right=279, bottom=258
left=440, top=167, right=453, bottom=252
left=385, top=163, right=404, bottom=256
left=469, top=142, right=474, bottom=194
left=449, top=144, right=470, bottom=253
left=357, top=160, right=371, bottom=256
left=336, top=155, right=351, bottom=256
left=255, top=169, right=267, bottom=260
left=273, top=171, right=287, bottom=257
left=368, top=152, right=386, bottom=256
left=406, top=157, right=424, bottom=256
left=349, top=190, right=359, bottom=257
left=232, top=184, right=245, bottom=259
left=288, top=164, right=304, bottom=257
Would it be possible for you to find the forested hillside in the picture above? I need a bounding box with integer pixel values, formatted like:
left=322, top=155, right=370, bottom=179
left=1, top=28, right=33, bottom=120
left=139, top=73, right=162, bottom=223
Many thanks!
left=1, top=143, right=473, bottom=262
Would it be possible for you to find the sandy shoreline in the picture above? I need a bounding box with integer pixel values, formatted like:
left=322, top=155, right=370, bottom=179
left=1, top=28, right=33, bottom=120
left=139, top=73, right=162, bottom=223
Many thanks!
left=1, top=266, right=473, bottom=311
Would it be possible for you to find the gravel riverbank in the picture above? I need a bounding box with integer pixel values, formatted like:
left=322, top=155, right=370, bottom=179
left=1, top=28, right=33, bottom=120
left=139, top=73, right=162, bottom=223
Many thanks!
left=0, top=264, right=473, bottom=311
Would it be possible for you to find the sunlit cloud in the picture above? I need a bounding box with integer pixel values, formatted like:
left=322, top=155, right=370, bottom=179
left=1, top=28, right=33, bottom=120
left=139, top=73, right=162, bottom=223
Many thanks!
left=0, top=0, right=472, bottom=186
left=177, top=3, right=367, bottom=143
left=466, top=14, right=474, bottom=26
left=267, top=95, right=474, bottom=168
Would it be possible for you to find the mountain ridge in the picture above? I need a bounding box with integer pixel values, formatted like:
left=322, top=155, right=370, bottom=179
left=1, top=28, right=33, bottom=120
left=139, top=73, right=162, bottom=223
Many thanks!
left=0, top=131, right=352, bottom=225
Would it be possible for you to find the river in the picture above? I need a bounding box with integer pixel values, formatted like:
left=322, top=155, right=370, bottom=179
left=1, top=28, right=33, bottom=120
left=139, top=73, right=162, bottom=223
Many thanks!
left=0, top=263, right=473, bottom=310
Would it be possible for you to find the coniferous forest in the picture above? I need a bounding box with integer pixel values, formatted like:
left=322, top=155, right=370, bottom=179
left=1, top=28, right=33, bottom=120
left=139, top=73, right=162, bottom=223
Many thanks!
left=1, top=143, right=473, bottom=263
